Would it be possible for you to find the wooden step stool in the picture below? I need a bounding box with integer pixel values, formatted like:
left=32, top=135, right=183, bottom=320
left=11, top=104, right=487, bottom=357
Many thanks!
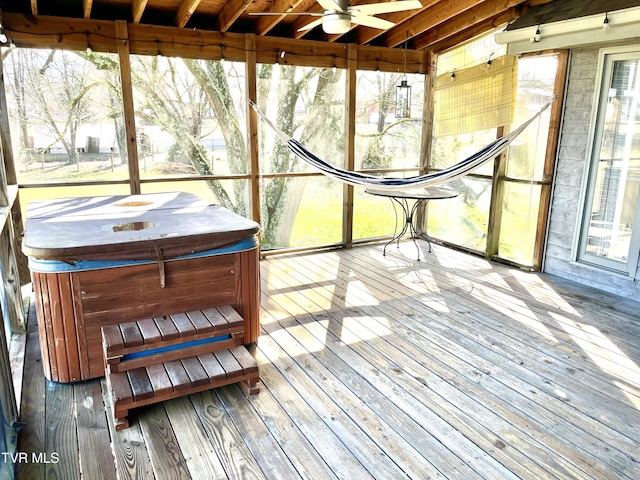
left=101, top=306, right=260, bottom=430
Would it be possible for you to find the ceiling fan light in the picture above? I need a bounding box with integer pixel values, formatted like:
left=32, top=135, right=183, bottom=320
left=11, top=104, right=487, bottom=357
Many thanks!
left=322, top=12, right=351, bottom=34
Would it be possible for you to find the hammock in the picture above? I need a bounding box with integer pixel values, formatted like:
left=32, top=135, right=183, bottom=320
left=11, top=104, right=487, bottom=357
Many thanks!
left=250, top=97, right=555, bottom=191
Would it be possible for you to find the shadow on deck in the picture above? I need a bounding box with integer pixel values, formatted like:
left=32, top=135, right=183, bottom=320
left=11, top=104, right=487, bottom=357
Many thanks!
left=12, top=241, right=640, bottom=479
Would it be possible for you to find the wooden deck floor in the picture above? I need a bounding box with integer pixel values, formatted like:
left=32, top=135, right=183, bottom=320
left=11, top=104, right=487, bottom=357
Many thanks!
left=14, top=241, right=640, bottom=479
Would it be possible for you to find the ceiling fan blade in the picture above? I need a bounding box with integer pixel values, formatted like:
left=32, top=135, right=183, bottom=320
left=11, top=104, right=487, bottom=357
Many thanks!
left=317, top=0, right=344, bottom=11
left=297, top=18, right=324, bottom=32
left=351, top=0, right=422, bottom=16
left=249, top=12, right=322, bottom=16
left=351, top=13, right=396, bottom=30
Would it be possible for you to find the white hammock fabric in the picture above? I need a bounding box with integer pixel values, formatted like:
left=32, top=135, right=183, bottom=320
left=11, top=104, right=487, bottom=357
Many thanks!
left=250, top=98, right=554, bottom=191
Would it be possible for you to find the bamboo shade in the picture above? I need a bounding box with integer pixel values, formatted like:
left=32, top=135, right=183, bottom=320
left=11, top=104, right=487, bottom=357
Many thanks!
left=434, top=55, right=517, bottom=137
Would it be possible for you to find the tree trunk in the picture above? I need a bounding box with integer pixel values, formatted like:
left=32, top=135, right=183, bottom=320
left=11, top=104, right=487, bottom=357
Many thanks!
left=184, top=59, right=248, bottom=216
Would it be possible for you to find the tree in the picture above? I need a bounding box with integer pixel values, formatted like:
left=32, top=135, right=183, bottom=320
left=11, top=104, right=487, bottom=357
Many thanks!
left=259, top=65, right=343, bottom=247
left=4, top=48, right=345, bottom=248
left=3, top=50, right=31, bottom=161
left=356, top=71, right=405, bottom=170
left=5, top=48, right=123, bottom=176
left=27, top=50, right=100, bottom=169
left=184, top=58, right=249, bottom=215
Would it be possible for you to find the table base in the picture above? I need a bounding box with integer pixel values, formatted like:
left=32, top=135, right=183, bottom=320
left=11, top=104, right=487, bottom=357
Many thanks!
left=383, top=197, right=432, bottom=261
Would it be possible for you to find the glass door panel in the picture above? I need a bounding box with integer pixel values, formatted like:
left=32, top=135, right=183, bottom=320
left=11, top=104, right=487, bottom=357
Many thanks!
left=580, top=52, right=640, bottom=274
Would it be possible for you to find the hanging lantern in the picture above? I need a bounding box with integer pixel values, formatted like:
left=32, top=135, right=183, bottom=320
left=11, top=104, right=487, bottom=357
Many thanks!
left=395, top=76, right=411, bottom=118
left=395, top=35, right=411, bottom=118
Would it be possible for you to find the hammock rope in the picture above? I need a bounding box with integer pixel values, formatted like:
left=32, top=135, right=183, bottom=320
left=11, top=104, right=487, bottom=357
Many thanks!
left=250, top=97, right=554, bottom=191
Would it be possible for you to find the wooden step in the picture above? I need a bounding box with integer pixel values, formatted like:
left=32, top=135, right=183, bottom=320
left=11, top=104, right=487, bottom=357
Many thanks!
left=102, top=306, right=245, bottom=372
left=107, top=346, right=260, bottom=430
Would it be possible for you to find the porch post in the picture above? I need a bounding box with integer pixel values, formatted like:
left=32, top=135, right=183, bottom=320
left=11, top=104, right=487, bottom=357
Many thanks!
left=343, top=44, right=357, bottom=248
left=115, top=20, right=141, bottom=195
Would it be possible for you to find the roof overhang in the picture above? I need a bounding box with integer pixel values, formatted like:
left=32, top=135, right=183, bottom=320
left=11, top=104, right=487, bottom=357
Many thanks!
left=494, top=5, right=640, bottom=54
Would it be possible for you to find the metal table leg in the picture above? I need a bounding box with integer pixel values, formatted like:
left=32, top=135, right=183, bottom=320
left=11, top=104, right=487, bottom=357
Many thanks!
left=383, top=197, right=428, bottom=261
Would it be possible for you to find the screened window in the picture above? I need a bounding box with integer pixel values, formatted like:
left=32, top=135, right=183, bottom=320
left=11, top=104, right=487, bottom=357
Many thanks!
left=498, top=55, right=556, bottom=264
left=130, top=56, right=250, bottom=217
left=353, top=71, right=424, bottom=241
left=429, top=33, right=508, bottom=252
left=4, top=48, right=128, bottom=186
left=256, top=64, right=345, bottom=249
left=428, top=32, right=559, bottom=266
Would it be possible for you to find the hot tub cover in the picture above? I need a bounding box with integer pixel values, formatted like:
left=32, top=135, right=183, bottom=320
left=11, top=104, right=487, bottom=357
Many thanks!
left=22, top=192, right=260, bottom=261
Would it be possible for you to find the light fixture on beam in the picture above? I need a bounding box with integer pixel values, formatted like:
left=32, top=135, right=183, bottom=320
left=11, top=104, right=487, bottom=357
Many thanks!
left=395, top=35, right=411, bottom=119
left=495, top=6, right=640, bottom=55
left=530, top=25, right=541, bottom=43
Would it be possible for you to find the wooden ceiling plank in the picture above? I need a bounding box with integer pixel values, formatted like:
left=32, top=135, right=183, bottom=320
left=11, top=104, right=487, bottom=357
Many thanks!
left=176, top=0, right=202, bottom=28
left=382, top=0, right=487, bottom=47
left=219, top=0, right=251, bottom=33
left=131, top=0, right=149, bottom=24
left=414, top=2, right=521, bottom=50
left=293, top=4, right=323, bottom=39
left=427, top=9, right=516, bottom=53
left=83, top=0, right=93, bottom=19
left=256, top=0, right=307, bottom=36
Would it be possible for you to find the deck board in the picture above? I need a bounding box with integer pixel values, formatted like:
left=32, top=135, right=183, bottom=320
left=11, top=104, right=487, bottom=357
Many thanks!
left=100, top=378, right=154, bottom=480
left=15, top=241, right=640, bottom=479
left=164, top=396, right=228, bottom=479
left=139, top=403, right=192, bottom=479
left=75, top=381, right=118, bottom=480
left=16, top=307, right=46, bottom=480
left=190, top=388, right=266, bottom=479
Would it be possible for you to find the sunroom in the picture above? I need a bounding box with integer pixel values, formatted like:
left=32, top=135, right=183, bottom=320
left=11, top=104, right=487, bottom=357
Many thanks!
left=0, top=0, right=639, bottom=479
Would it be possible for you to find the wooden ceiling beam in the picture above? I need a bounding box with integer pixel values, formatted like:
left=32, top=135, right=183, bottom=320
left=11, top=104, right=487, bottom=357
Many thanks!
left=3, top=13, right=428, bottom=73
left=175, top=0, right=202, bottom=28
left=218, top=0, right=251, bottom=33
left=413, top=2, right=522, bottom=50
left=426, top=8, right=517, bottom=53
left=256, top=1, right=308, bottom=36
left=131, top=0, right=148, bottom=24
left=381, top=0, right=486, bottom=47
left=83, top=0, right=93, bottom=19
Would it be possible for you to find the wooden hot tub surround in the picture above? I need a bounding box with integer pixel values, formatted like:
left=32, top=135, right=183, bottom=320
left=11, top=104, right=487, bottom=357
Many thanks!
left=23, top=192, right=261, bottom=384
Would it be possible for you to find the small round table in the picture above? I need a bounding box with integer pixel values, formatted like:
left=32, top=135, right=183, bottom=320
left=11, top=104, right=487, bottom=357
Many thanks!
left=365, top=187, right=458, bottom=261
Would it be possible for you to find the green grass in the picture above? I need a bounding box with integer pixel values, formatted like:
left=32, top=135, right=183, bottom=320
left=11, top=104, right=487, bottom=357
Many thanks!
left=17, top=162, right=541, bottom=266
left=289, top=180, right=407, bottom=247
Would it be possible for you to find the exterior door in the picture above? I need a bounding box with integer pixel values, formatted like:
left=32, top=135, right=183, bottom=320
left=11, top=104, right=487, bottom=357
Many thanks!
left=579, top=49, right=640, bottom=276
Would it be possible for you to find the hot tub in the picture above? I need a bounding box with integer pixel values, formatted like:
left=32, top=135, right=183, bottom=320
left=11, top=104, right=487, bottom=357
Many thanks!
left=22, top=192, right=261, bottom=383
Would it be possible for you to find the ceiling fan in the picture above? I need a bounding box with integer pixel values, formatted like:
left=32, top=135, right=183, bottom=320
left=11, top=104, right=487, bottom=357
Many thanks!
left=250, top=0, right=423, bottom=35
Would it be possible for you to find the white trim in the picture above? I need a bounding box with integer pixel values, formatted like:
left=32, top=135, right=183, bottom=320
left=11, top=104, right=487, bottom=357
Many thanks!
left=494, top=6, right=640, bottom=55
left=570, top=48, right=606, bottom=264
